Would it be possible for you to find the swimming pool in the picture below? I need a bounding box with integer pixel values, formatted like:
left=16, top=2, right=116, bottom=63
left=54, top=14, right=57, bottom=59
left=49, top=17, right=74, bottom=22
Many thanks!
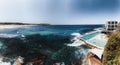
left=87, top=38, right=107, bottom=47
left=81, top=31, right=107, bottom=47
left=81, top=31, right=100, bottom=40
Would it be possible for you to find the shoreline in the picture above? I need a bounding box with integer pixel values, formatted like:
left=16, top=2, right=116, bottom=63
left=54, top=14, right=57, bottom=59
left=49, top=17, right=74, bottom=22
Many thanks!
left=0, top=25, right=36, bottom=29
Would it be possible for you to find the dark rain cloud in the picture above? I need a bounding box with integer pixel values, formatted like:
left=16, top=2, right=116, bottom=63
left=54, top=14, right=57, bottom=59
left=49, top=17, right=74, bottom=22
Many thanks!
left=72, top=0, right=119, bottom=13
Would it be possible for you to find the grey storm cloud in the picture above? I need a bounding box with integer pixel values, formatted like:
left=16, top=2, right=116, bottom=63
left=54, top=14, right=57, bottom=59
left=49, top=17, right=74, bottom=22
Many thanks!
left=71, top=0, right=119, bottom=13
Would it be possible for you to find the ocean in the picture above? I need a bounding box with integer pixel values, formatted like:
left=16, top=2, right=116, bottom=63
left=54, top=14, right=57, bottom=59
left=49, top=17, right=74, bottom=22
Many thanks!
left=0, top=25, right=103, bottom=65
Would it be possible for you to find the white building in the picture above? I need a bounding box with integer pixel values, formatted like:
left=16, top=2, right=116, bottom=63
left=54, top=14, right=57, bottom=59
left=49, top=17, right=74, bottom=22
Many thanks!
left=105, top=21, right=119, bottom=32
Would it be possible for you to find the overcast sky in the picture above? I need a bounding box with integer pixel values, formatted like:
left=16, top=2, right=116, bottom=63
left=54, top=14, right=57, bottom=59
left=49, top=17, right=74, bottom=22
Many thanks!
left=0, top=0, right=120, bottom=24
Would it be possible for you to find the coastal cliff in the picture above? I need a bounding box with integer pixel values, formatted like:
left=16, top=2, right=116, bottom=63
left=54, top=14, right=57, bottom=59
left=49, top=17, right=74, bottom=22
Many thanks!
left=102, top=32, right=120, bottom=65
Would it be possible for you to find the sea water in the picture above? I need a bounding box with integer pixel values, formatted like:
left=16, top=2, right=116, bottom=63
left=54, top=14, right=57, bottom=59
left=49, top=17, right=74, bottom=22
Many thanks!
left=0, top=25, right=104, bottom=65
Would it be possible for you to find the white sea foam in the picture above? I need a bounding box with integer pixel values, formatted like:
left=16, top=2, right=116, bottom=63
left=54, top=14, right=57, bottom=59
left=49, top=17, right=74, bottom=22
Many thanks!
left=0, top=56, right=24, bottom=65
left=0, top=57, right=11, bottom=65
left=67, top=33, right=84, bottom=46
left=53, top=62, right=65, bottom=65
left=21, top=34, right=25, bottom=38
left=71, top=33, right=82, bottom=37
left=0, top=62, right=11, bottom=65
left=13, top=56, right=24, bottom=65
left=0, top=34, right=18, bottom=38
left=67, top=41, right=84, bottom=46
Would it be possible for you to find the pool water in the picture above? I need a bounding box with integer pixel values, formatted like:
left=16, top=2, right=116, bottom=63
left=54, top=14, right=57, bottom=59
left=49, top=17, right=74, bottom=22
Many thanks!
left=81, top=31, right=100, bottom=40
left=87, top=39, right=107, bottom=47
left=81, top=31, right=107, bottom=47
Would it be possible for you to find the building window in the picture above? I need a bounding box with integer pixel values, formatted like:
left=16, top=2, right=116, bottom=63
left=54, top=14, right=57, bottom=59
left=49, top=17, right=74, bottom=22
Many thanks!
left=112, top=25, right=114, bottom=27
left=115, top=22, right=117, bottom=24
left=115, top=25, right=117, bottom=27
left=108, top=22, right=111, bottom=24
left=112, top=22, right=114, bottom=24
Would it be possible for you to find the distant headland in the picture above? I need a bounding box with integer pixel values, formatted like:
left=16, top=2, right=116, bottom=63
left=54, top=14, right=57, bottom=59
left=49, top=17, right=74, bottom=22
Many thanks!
left=0, top=22, right=51, bottom=26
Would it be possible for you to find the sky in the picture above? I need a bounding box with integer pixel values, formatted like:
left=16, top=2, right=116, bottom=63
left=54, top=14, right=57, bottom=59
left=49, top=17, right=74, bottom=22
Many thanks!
left=0, top=0, right=120, bottom=24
